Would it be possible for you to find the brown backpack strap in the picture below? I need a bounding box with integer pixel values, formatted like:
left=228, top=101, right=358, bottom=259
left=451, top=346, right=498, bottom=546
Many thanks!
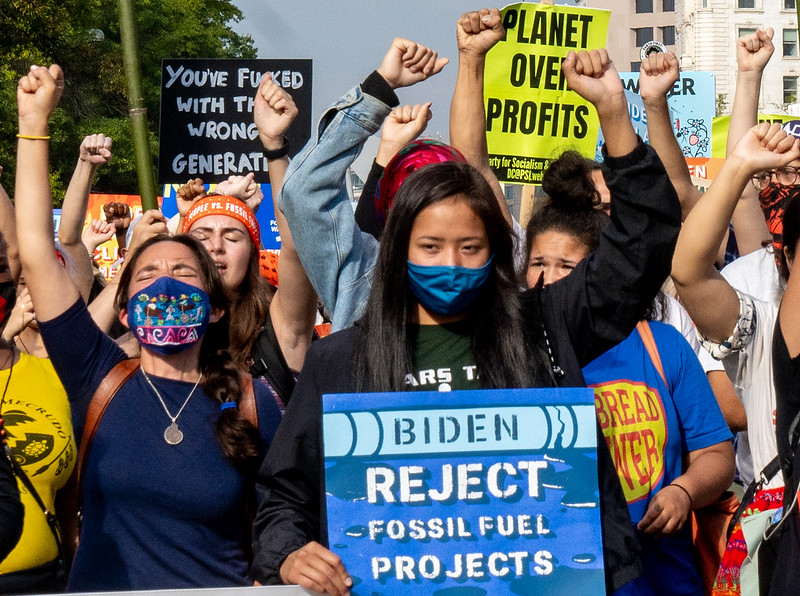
left=59, top=357, right=140, bottom=564
left=238, top=374, right=258, bottom=429
left=636, top=320, right=670, bottom=392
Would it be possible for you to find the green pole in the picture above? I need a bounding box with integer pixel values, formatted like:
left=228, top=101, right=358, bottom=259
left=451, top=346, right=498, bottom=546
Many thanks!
left=118, top=0, right=158, bottom=211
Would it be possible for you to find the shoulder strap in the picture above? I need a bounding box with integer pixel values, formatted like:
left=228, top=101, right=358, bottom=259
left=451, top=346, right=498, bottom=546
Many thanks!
left=239, top=374, right=258, bottom=430
left=248, top=316, right=296, bottom=405
left=77, top=358, right=141, bottom=487
left=636, top=320, right=670, bottom=392
left=60, top=357, right=140, bottom=563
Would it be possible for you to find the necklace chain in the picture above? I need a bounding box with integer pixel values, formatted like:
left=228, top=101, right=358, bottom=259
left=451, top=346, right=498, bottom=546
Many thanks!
left=140, top=366, right=202, bottom=424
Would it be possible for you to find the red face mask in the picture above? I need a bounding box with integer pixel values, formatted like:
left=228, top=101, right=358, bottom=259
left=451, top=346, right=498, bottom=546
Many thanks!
left=759, top=184, right=800, bottom=260
left=0, top=281, right=16, bottom=329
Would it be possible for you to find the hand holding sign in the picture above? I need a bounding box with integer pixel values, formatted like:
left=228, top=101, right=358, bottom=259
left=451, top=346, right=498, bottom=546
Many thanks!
left=79, top=133, right=113, bottom=166
left=731, top=122, right=800, bottom=176
left=456, top=8, right=504, bottom=58
left=377, top=38, right=449, bottom=90
left=279, top=540, right=352, bottom=596
left=377, top=103, right=432, bottom=165
left=17, top=65, right=64, bottom=131
left=255, top=73, right=298, bottom=151
left=737, top=27, right=774, bottom=74
left=639, top=51, right=679, bottom=103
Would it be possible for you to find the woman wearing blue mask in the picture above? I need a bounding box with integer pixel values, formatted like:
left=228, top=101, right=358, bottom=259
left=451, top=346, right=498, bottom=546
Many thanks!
left=251, top=47, right=682, bottom=596
left=13, top=65, right=282, bottom=591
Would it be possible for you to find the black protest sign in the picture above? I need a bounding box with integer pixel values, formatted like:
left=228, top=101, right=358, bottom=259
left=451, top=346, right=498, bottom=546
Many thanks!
left=158, top=59, right=312, bottom=184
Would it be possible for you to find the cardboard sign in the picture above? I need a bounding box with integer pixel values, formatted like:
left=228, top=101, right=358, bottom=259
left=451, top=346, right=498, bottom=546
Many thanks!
left=83, top=193, right=154, bottom=280
left=323, top=388, right=605, bottom=595
left=484, top=3, right=610, bottom=184
left=158, top=59, right=312, bottom=184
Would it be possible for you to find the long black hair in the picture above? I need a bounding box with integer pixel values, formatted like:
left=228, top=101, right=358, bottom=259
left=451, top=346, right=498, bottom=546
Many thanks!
left=116, top=234, right=260, bottom=472
left=353, top=161, right=535, bottom=392
left=782, top=193, right=800, bottom=280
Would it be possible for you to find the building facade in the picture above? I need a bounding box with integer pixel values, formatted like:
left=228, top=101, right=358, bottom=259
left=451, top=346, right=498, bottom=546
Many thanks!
left=584, top=0, right=799, bottom=113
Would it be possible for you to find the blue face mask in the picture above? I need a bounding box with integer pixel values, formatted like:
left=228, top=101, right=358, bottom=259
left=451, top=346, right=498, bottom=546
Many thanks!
left=406, top=256, right=494, bottom=316
left=127, top=277, right=211, bottom=355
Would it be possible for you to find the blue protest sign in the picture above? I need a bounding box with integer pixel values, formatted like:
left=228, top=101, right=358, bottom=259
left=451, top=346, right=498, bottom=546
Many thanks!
left=323, top=388, right=605, bottom=595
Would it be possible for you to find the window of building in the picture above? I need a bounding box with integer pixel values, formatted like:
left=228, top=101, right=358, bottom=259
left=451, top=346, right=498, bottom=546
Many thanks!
left=634, top=27, right=654, bottom=47
left=786, top=0, right=796, bottom=10
left=701, top=0, right=708, bottom=7
left=738, top=27, right=757, bottom=38
left=784, top=76, right=798, bottom=104
left=661, top=26, right=676, bottom=45
left=784, top=29, right=798, bottom=57
left=635, top=0, right=654, bottom=13
left=737, top=0, right=755, bottom=8
left=662, top=0, right=675, bottom=11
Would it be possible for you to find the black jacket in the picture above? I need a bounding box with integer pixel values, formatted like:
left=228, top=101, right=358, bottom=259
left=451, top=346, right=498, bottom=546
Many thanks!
left=0, top=446, right=23, bottom=564
left=252, top=141, right=681, bottom=593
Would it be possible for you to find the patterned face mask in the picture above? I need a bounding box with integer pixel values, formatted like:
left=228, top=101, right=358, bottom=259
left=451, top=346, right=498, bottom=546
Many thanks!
left=126, top=277, right=211, bottom=355
left=759, top=184, right=800, bottom=269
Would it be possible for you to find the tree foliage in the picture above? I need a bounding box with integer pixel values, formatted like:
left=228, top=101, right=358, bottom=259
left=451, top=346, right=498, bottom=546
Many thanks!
left=0, top=0, right=255, bottom=204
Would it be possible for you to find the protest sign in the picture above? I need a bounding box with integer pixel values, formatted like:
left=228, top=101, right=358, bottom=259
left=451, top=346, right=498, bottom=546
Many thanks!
left=158, top=59, right=312, bottom=184
left=620, top=71, right=715, bottom=158
left=323, top=388, right=605, bottom=595
left=484, top=3, right=610, bottom=184
left=82, top=193, right=154, bottom=280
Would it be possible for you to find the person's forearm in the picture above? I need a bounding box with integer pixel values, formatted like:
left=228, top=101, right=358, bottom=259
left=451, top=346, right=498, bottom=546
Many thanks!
left=727, top=70, right=771, bottom=250
left=642, top=95, right=702, bottom=220
left=673, top=443, right=734, bottom=510
left=673, top=155, right=751, bottom=283
left=450, top=51, right=489, bottom=169
left=596, top=95, right=638, bottom=157
left=16, top=120, right=56, bottom=267
left=727, top=71, right=762, bottom=156
left=0, top=184, right=20, bottom=282
left=450, top=51, right=513, bottom=226
left=60, top=158, right=98, bottom=246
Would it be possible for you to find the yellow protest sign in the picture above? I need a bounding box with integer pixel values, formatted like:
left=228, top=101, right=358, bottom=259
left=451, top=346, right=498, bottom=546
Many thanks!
left=485, top=3, right=610, bottom=184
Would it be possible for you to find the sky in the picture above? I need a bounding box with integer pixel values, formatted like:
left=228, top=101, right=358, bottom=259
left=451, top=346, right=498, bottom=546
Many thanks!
left=230, top=1, right=514, bottom=176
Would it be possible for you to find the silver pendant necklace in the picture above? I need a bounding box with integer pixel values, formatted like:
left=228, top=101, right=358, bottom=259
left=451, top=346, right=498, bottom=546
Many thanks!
left=140, top=366, right=203, bottom=445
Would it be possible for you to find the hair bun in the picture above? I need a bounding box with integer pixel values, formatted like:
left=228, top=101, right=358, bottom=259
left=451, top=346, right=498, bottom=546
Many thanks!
left=541, top=150, right=600, bottom=212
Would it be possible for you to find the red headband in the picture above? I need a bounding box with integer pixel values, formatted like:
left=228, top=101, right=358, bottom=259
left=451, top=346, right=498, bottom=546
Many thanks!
left=183, top=195, right=260, bottom=247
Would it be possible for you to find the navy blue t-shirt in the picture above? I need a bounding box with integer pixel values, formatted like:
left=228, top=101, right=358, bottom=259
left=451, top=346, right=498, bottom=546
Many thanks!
left=38, top=299, right=282, bottom=591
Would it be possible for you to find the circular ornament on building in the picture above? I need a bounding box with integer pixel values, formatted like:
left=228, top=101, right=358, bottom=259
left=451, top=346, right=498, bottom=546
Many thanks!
left=640, top=41, right=667, bottom=61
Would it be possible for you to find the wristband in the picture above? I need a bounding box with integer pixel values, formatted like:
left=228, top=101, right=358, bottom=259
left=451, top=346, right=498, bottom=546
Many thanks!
left=263, top=137, right=289, bottom=160
left=669, top=482, right=693, bottom=509
left=16, top=134, right=50, bottom=140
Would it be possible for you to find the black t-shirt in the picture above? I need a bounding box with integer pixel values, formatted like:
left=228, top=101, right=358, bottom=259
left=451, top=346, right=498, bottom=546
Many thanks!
left=406, top=321, right=479, bottom=392
left=768, top=318, right=800, bottom=594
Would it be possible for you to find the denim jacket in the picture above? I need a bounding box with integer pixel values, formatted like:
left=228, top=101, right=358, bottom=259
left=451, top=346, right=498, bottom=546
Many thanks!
left=278, top=74, right=397, bottom=332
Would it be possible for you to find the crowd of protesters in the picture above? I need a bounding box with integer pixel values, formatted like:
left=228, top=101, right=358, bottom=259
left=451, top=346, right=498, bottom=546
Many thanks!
left=0, top=6, right=798, bottom=596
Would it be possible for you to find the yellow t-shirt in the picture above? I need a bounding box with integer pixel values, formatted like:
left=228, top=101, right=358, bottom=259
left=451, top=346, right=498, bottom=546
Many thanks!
left=0, top=353, right=74, bottom=573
